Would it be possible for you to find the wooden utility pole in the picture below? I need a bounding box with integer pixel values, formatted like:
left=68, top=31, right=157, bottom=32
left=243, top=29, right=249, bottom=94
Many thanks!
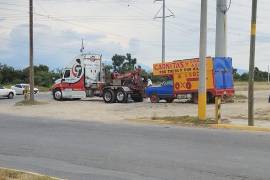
left=267, top=65, right=270, bottom=84
left=248, top=0, right=258, bottom=126
left=29, top=0, right=35, bottom=102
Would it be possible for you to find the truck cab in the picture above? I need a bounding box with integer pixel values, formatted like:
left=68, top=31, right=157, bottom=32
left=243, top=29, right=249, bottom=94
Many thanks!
left=145, top=80, right=174, bottom=103
left=51, top=53, right=105, bottom=100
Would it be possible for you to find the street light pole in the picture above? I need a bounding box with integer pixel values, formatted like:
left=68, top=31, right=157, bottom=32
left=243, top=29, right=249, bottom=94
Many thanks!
left=198, top=0, right=208, bottom=121
left=162, top=0, right=165, bottom=63
left=29, top=0, right=35, bottom=102
left=248, top=0, right=258, bottom=126
left=215, top=0, right=228, bottom=123
left=215, top=0, right=227, bottom=57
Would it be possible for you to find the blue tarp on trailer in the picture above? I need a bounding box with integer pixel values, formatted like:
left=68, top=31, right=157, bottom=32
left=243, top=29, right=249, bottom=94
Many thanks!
left=214, top=57, right=234, bottom=90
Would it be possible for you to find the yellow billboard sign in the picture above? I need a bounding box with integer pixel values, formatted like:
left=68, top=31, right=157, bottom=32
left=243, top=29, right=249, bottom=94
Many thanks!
left=153, top=57, right=214, bottom=92
left=153, top=57, right=213, bottom=76
left=173, top=68, right=214, bottom=92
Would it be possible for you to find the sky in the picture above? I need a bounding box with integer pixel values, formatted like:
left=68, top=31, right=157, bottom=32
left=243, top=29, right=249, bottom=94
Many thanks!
left=0, top=0, right=269, bottom=72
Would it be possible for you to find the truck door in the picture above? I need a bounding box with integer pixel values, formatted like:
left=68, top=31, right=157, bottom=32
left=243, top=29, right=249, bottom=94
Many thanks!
left=160, top=80, right=173, bottom=97
left=62, top=69, right=71, bottom=85
left=0, top=85, right=5, bottom=96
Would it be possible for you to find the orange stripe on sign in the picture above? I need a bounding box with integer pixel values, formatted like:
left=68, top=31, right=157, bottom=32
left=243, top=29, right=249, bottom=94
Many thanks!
left=187, top=77, right=199, bottom=81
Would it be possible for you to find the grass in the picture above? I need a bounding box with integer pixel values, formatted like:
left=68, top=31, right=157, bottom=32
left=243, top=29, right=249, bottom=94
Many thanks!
left=234, top=94, right=248, bottom=100
left=150, top=115, right=217, bottom=126
left=234, top=81, right=270, bottom=91
left=0, top=168, right=58, bottom=180
left=15, top=100, right=48, bottom=106
left=224, top=93, right=248, bottom=103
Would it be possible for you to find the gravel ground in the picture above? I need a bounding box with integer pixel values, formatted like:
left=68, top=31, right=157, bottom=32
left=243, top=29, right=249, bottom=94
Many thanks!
left=0, top=90, right=269, bottom=125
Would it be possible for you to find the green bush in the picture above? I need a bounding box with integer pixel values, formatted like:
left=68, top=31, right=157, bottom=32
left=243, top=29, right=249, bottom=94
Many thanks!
left=0, top=63, right=61, bottom=87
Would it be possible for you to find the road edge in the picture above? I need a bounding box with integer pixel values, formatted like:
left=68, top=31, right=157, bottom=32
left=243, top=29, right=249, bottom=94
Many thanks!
left=0, top=166, right=64, bottom=180
left=210, top=124, right=270, bottom=132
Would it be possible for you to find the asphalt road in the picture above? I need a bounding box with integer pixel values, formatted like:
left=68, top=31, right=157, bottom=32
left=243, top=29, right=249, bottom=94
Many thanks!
left=0, top=115, right=270, bottom=180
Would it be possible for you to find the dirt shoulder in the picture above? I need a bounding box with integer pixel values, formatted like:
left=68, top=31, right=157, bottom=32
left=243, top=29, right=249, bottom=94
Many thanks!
left=0, top=167, right=60, bottom=180
left=0, top=90, right=269, bottom=125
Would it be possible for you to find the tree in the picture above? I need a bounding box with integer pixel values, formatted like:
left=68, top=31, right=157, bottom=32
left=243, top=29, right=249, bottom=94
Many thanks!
left=0, top=63, right=61, bottom=87
left=233, top=68, right=241, bottom=81
left=112, top=53, right=137, bottom=73
left=0, top=64, right=3, bottom=83
left=112, top=54, right=125, bottom=72
left=240, top=73, right=249, bottom=81
left=122, top=53, right=137, bottom=72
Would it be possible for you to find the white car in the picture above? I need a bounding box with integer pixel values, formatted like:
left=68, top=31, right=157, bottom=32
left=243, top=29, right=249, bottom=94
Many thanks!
left=0, top=85, right=16, bottom=99
left=11, top=84, right=39, bottom=95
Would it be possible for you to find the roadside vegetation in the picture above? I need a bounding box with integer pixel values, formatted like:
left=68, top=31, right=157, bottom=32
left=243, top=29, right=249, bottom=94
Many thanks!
left=15, top=100, right=48, bottom=106
left=234, top=81, right=270, bottom=91
left=0, top=168, right=57, bottom=180
left=1, top=59, right=269, bottom=90
left=0, top=64, right=61, bottom=89
left=136, top=115, right=220, bottom=126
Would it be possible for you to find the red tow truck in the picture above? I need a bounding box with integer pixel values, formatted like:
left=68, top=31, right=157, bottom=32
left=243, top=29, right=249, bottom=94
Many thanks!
left=51, top=53, right=146, bottom=103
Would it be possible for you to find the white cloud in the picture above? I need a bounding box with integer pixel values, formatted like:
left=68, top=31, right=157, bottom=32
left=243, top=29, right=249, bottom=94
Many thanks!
left=0, top=0, right=269, bottom=71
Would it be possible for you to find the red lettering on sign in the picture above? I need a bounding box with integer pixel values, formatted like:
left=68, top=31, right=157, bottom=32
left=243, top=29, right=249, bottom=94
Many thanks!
left=175, top=82, right=180, bottom=90
left=186, top=82, right=192, bottom=89
left=180, top=82, right=186, bottom=89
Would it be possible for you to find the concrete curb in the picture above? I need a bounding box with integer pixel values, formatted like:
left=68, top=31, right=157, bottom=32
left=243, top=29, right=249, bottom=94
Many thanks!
left=210, top=124, right=270, bottom=132
left=0, top=167, right=64, bottom=180
left=132, top=119, right=270, bottom=133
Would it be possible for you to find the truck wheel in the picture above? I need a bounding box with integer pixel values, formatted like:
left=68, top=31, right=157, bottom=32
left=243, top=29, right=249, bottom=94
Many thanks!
left=166, top=98, right=174, bottom=103
left=150, top=94, right=159, bottom=103
left=103, top=89, right=116, bottom=103
left=132, top=93, right=143, bottom=102
left=207, top=93, right=215, bottom=104
left=8, top=92, right=14, bottom=99
left=53, top=89, right=62, bottom=101
left=116, top=89, right=127, bottom=103
left=192, top=93, right=198, bottom=104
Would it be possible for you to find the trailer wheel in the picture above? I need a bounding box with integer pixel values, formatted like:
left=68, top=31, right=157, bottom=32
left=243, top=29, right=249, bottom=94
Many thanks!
left=150, top=94, right=159, bottom=103
left=116, top=89, right=127, bottom=103
left=53, top=89, right=62, bottom=101
left=103, top=89, right=116, bottom=103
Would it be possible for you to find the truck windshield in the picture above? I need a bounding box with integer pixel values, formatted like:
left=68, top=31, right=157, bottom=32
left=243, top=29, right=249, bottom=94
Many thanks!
left=162, top=80, right=173, bottom=86
left=64, top=70, right=71, bottom=78
left=167, top=80, right=173, bottom=85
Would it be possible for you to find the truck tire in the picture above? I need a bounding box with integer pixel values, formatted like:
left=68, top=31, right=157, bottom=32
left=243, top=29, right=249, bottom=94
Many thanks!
left=53, top=89, right=63, bottom=101
left=116, top=89, right=127, bottom=103
left=8, top=92, right=14, bottom=99
left=166, top=98, right=174, bottom=103
left=150, top=94, right=159, bottom=103
left=192, top=93, right=198, bottom=104
left=132, top=94, right=143, bottom=102
left=103, top=89, right=116, bottom=103
left=207, top=92, right=215, bottom=104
